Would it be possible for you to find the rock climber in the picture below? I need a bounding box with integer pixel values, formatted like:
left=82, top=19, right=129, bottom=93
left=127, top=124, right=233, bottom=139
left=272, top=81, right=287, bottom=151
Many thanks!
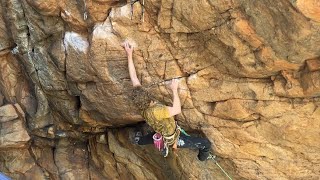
left=123, top=42, right=215, bottom=161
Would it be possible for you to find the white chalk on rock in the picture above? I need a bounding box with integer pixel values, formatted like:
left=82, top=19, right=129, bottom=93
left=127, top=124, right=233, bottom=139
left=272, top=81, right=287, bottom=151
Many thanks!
left=64, top=32, right=89, bottom=53
left=110, top=4, right=131, bottom=19
left=188, top=74, right=198, bottom=81
left=93, top=22, right=113, bottom=39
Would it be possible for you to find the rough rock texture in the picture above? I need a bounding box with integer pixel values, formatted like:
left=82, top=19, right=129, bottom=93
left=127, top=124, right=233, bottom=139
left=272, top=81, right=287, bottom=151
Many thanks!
left=0, top=0, right=319, bottom=179
left=0, top=104, right=30, bottom=148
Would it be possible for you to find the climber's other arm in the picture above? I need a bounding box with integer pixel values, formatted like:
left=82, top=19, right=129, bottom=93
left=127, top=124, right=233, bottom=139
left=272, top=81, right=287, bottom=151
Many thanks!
left=124, top=42, right=141, bottom=87
left=167, top=79, right=181, bottom=117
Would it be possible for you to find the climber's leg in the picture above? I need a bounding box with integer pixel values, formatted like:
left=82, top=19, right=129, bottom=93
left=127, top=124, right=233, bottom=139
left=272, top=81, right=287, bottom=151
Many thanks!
left=177, top=134, right=212, bottom=161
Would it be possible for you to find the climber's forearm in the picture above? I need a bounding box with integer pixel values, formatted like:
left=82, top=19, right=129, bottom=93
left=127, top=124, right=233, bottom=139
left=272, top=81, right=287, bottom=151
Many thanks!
left=128, top=55, right=141, bottom=87
left=168, top=89, right=181, bottom=116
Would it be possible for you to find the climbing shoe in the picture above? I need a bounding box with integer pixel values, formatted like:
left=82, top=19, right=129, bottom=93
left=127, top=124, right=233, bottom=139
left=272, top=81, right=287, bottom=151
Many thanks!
left=129, top=129, right=143, bottom=144
left=134, top=131, right=143, bottom=144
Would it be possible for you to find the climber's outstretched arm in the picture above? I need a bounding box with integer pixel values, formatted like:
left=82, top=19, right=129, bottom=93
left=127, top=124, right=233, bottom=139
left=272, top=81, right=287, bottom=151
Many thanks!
left=124, top=42, right=141, bottom=87
left=167, top=79, right=181, bottom=117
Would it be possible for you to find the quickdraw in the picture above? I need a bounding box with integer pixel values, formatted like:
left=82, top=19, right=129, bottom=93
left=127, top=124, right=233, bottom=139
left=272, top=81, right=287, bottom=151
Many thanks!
left=83, top=0, right=88, bottom=20
left=177, top=125, right=190, bottom=137
left=130, top=0, right=145, bottom=23
left=153, top=122, right=189, bottom=158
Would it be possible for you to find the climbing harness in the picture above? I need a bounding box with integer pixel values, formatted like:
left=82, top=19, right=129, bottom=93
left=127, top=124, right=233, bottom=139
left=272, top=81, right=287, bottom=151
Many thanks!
left=130, top=0, right=145, bottom=22
left=210, top=157, right=233, bottom=180
left=152, top=132, right=169, bottom=157
left=162, top=121, right=181, bottom=146
left=153, top=123, right=190, bottom=157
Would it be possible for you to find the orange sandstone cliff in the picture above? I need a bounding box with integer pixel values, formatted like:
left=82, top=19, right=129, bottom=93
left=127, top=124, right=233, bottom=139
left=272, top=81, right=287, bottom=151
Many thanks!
left=0, top=0, right=319, bottom=179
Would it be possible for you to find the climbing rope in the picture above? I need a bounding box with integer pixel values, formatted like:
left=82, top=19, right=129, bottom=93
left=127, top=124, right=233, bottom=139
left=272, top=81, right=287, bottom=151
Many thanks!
left=130, top=0, right=145, bottom=23
left=145, top=76, right=190, bottom=92
left=146, top=76, right=185, bottom=88
left=211, top=158, right=233, bottom=180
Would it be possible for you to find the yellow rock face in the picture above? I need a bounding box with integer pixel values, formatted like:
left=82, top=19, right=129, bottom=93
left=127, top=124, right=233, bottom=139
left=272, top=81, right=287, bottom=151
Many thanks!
left=0, top=0, right=319, bottom=179
left=297, top=0, right=320, bottom=22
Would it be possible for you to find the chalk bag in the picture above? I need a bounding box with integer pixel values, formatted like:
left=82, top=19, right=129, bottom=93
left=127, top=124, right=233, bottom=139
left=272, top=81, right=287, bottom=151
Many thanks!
left=152, top=133, right=164, bottom=151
